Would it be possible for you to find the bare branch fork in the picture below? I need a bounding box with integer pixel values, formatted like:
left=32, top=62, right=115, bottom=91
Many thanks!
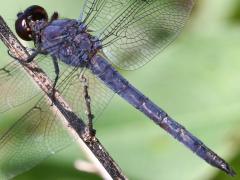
left=0, top=16, right=126, bottom=180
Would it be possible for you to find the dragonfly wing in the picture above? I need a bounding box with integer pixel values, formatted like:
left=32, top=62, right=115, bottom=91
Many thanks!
left=81, top=0, right=195, bottom=70
left=0, top=61, right=39, bottom=113
left=0, top=98, right=72, bottom=180
left=56, top=66, right=114, bottom=123
left=0, top=54, right=113, bottom=179
left=35, top=52, right=114, bottom=122
left=80, top=0, right=128, bottom=33
left=0, top=53, right=60, bottom=113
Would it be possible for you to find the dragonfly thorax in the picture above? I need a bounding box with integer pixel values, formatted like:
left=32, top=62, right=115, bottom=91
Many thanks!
left=41, top=19, right=102, bottom=67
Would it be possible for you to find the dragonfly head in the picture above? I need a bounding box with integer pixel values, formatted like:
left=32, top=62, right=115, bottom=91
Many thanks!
left=15, top=5, right=48, bottom=41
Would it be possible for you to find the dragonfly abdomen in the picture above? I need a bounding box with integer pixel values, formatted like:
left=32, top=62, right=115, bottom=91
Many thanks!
left=89, top=53, right=235, bottom=176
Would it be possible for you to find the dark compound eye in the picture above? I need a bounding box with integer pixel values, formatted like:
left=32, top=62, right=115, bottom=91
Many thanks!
left=15, top=5, right=48, bottom=41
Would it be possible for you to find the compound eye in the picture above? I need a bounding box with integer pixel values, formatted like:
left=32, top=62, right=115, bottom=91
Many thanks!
left=24, top=5, right=48, bottom=22
left=15, top=5, right=48, bottom=41
left=15, top=15, right=32, bottom=41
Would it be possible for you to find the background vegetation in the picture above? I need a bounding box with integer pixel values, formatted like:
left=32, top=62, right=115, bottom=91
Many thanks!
left=0, top=0, right=240, bottom=179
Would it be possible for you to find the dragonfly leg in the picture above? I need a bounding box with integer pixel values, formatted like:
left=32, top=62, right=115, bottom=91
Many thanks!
left=7, top=48, right=39, bottom=62
left=26, top=50, right=39, bottom=62
left=80, top=75, right=96, bottom=139
left=51, top=56, right=60, bottom=103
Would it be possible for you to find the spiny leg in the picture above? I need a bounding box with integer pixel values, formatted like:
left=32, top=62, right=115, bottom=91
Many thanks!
left=80, top=74, right=96, bottom=139
left=51, top=56, right=60, bottom=102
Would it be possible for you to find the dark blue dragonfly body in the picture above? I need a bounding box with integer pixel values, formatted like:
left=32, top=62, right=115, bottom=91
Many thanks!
left=0, top=0, right=235, bottom=179
left=40, top=14, right=234, bottom=175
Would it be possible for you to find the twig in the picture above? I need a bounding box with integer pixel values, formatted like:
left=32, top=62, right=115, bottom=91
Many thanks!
left=0, top=16, right=127, bottom=180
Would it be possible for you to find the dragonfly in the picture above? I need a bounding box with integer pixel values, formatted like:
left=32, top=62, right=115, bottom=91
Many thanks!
left=0, top=0, right=235, bottom=179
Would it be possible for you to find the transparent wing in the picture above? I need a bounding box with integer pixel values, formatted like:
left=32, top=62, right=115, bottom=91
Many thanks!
left=0, top=62, right=114, bottom=179
left=81, top=0, right=128, bottom=32
left=0, top=50, right=113, bottom=121
left=31, top=48, right=114, bottom=122
left=55, top=64, right=114, bottom=123
left=0, top=61, right=40, bottom=113
left=0, top=53, right=58, bottom=113
left=0, top=98, right=72, bottom=180
left=0, top=37, right=69, bottom=113
left=81, top=0, right=195, bottom=70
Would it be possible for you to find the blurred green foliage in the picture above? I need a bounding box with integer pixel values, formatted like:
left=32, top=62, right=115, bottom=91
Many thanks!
left=0, top=0, right=240, bottom=180
left=229, top=0, right=240, bottom=23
